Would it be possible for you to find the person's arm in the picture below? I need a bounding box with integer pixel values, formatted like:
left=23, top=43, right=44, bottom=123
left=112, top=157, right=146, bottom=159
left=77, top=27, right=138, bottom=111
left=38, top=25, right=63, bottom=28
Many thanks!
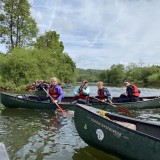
left=104, top=88, right=112, bottom=100
left=127, top=86, right=134, bottom=97
left=82, top=87, right=90, bottom=95
left=56, top=86, right=64, bottom=102
left=73, top=86, right=80, bottom=95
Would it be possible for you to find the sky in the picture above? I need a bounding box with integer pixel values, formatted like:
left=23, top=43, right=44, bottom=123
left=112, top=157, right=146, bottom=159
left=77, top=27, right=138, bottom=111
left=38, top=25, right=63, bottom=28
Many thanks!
left=1, top=0, right=160, bottom=69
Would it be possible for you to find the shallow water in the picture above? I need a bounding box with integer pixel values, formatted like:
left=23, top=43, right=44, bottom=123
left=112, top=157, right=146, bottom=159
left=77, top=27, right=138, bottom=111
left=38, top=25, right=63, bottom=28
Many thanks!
left=0, top=86, right=160, bottom=160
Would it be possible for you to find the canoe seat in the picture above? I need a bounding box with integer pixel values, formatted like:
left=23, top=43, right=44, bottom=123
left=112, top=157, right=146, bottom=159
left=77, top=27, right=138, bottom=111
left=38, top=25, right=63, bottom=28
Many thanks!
left=114, top=121, right=136, bottom=130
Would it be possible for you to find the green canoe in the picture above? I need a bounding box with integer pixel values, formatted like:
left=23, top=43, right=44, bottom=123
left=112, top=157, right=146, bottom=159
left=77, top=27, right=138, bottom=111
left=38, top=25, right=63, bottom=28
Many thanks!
left=0, top=92, right=75, bottom=110
left=91, top=96, right=160, bottom=110
left=74, top=104, right=160, bottom=160
left=1, top=92, right=160, bottom=111
left=0, top=92, right=113, bottom=111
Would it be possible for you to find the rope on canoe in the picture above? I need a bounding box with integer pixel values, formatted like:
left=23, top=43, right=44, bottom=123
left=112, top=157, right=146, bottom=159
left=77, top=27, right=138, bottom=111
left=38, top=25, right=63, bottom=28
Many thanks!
left=98, top=110, right=110, bottom=120
left=98, top=110, right=136, bottom=130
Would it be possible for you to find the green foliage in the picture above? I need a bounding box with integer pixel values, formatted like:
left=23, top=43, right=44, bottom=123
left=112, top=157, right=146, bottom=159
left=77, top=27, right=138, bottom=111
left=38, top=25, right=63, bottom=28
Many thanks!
left=148, top=73, right=159, bottom=83
left=54, top=53, right=76, bottom=83
left=108, top=64, right=125, bottom=86
left=97, top=63, right=160, bottom=87
left=34, top=31, right=64, bottom=54
left=34, top=30, right=76, bottom=83
left=0, top=2, right=76, bottom=89
left=1, top=48, right=40, bottom=86
left=125, top=64, right=142, bottom=84
left=0, top=47, right=76, bottom=88
left=76, top=64, right=160, bottom=87
left=76, top=68, right=101, bottom=82
left=99, top=70, right=107, bottom=80
left=0, top=0, right=38, bottom=51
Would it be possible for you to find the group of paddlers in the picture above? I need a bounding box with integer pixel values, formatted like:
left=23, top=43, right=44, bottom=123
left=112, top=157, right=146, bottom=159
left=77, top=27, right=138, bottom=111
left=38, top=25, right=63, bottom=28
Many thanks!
left=73, top=79, right=141, bottom=104
left=26, top=77, right=141, bottom=104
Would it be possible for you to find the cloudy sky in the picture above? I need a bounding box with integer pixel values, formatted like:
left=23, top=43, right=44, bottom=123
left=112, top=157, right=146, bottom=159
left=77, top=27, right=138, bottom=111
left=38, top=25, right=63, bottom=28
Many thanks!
left=2, top=0, right=160, bottom=69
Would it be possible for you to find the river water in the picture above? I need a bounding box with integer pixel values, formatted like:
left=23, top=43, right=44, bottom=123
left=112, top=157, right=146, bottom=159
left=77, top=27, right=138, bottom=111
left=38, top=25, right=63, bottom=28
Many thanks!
left=0, top=86, right=160, bottom=160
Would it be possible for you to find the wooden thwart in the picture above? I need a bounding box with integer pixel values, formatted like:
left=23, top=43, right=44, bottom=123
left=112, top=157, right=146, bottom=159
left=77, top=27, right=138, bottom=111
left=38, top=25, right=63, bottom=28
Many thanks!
left=98, top=110, right=136, bottom=130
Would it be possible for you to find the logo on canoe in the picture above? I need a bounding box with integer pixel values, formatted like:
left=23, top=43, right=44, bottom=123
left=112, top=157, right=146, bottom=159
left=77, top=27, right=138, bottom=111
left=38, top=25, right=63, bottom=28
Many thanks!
left=84, top=124, right=87, bottom=129
left=96, top=129, right=104, bottom=141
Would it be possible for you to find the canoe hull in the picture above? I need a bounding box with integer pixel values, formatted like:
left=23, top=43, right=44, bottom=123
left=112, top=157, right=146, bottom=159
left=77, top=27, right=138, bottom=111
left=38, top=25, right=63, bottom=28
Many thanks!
left=0, top=92, right=75, bottom=110
left=1, top=92, right=160, bottom=111
left=114, top=98, right=160, bottom=109
left=74, top=104, right=160, bottom=160
left=91, top=96, right=160, bottom=110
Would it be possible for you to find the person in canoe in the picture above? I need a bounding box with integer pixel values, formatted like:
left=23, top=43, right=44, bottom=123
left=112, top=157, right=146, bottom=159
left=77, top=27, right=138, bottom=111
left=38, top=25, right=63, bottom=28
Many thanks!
left=47, top=77, right=64, bottom=103
left=35, top=80, right=49, bottom=90
left=37, top=77, right=64, bottom=103
left=35, top=80, right=50, bottom=101
left=118, top=80, right=141, bottom=103
left=95, top=81, right=112, bottom=102
left=73, top=79, right=90, bottom=104
left=25, top=82, right=36, bottom=91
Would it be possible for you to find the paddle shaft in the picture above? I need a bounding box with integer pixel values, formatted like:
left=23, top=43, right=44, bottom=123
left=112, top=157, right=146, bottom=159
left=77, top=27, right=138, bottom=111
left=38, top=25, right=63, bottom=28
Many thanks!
left=42, top=88, right=65, bottom=113
left=91, top=96, right=116, bottom=108
left=92, top=96, right=131, bottom=114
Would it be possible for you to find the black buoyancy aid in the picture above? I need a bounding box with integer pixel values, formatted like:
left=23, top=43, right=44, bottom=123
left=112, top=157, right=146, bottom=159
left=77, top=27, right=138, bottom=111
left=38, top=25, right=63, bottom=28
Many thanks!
left=49, top=86, right=59, bottom=98
left=132, top=85, right=140, bottom=97
left=78, top=87, right=89, bottom=99
left=98, top=88, right=106, bottom=100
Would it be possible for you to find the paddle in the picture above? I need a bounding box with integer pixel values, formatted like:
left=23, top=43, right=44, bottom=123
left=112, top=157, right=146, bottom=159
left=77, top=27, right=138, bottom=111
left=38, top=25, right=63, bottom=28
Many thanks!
left=42, top=88, right=67, bottom=115
left=91, top=96, right=131, bottom=115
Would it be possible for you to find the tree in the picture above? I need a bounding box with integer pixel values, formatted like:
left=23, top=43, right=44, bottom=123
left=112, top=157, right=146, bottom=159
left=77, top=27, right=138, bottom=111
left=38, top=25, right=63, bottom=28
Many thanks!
left=1, top=48, right=40, bottom=86
left=0, top=52, right=6, bottom=84
left=34, top=31, right=76, bottom=83
left=0, top=0, right=38, bottom=51
left=147, top=73, right=160, bottom=85
left=99, top=70, right=110, bottom=83
left=34, top=31, right=64, bottom=54
left=108, top=64, right=125, bottom=86
left=76, top=68, right=101, bottom=82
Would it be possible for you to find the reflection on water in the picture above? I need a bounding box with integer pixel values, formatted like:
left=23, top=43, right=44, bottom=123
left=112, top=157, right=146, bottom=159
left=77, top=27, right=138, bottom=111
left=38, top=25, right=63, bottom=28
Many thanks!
left=73, top=146, right=121, bottom=160
left=0, top=107, right=86, bottom=160
left=0, top=86, right=160, bottom=160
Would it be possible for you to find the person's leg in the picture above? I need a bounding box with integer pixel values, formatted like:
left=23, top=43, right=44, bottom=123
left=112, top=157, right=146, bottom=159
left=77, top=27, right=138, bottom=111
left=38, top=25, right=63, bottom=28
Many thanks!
left=131, top=97, right=139, bottom=102
left=118, top=94, right=127, bottom=103
left=37, top=95, right=48, bottom=101
left=118, top=97, right=130, bottom=103
left=77, top=99, right=87, bottom=104
left=95, top=96, right=99, bottom=99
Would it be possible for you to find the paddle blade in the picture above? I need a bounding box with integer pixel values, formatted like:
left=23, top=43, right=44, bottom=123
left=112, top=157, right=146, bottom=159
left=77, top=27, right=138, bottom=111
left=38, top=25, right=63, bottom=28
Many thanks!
left=56, top=105, right=68, bottom=116
left=116, top=106, right=131, bottom=115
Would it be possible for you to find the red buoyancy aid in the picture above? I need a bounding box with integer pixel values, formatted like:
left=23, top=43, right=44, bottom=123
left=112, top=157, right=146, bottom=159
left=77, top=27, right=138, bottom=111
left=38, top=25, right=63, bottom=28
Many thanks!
left=98, top=88, right=105, bottom=100
left=78, top=87, right=89, bottom=99
left=49, top=86, right=59, bottom=98
left=132, top=85, right=140, bottom=97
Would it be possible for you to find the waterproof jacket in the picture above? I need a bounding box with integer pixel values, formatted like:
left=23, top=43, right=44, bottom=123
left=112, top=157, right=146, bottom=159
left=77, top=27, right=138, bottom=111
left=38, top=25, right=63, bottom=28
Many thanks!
left=97, top=88, right=111, bottom=101
left=74, top=85, right=90, bottom=100
left=126, top=85, right=140, bottom=98
left=49, top=85, right=64, bottom=102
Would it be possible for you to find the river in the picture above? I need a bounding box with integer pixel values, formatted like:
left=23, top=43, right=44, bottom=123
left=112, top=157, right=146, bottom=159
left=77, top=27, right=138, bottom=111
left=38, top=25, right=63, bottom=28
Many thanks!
left=0, top=86, right=160, bottom=160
